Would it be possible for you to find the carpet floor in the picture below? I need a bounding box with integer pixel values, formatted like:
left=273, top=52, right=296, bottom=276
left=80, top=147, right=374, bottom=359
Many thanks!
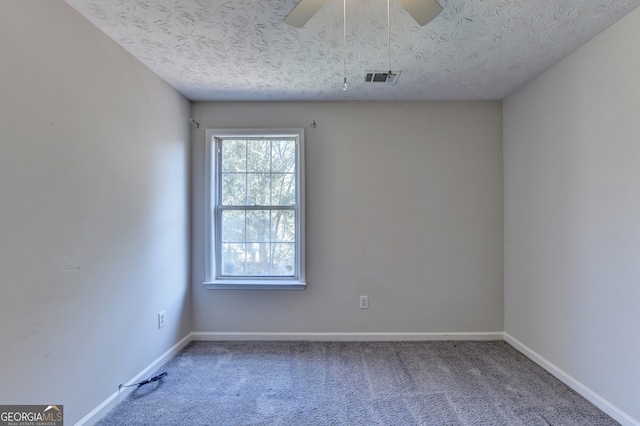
left=97, top=340, right=618, bottom=425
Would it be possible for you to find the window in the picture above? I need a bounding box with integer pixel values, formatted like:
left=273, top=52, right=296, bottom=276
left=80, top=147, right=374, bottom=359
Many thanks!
left=204, top=129, right=305, bottom=289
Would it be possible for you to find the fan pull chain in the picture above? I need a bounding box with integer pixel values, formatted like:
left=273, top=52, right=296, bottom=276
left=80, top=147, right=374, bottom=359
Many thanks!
left=343, top=0, right=348, bottom=91
left=387, top=0, right=391, bottom=74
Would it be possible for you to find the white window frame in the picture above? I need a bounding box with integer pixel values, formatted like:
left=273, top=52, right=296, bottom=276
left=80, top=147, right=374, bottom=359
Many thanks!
left=204, top=128, right=306, bottom=290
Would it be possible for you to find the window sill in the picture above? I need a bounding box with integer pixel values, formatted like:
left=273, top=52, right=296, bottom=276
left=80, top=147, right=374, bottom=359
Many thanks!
left=203, top=280, right=306, bottom=290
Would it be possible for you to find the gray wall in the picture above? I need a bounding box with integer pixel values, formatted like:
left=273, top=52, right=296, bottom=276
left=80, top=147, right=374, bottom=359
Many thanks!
left=0, top=2, right=191, bottom=424
left=191, top=102, right=504, bottom=333
left=504, top=6, right=640, bottom=422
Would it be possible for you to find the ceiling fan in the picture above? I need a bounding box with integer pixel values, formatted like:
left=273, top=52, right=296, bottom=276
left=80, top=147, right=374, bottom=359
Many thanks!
left=284, top=0, right=443, bottom=28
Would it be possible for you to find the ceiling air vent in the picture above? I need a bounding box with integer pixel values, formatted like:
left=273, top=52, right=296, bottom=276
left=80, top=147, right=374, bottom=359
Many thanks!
left=364, top=71, right=401, bottom=84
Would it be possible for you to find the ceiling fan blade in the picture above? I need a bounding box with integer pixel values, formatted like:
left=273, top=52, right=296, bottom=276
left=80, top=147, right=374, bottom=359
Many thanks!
left=397, top=0, right=443, bottom=26
left=284, top=0, right=328, bottom=27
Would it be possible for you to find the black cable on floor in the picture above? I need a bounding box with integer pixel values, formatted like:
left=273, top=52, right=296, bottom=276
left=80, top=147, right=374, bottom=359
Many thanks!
left=119, top=372, right=167, bottom=389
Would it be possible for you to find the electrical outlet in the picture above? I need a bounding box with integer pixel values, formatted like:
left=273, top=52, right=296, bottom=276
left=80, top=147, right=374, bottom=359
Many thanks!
left=158, top=311, right=166, bottom=329
left=360, top=295, right=369, bottom=309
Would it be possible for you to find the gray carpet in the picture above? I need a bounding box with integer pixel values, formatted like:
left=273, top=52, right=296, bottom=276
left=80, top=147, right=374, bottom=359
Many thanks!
left=97, top=341, right=618, bottom=425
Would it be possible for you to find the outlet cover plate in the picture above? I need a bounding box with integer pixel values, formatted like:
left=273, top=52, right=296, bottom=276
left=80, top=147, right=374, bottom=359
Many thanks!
left=360, top=296, right=369, bottom=309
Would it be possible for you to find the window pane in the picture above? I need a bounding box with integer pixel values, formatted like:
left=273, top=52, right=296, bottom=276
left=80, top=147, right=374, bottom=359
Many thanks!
left=272, top=173, right=295, bottom=206
left=271, top=210, right=295, bottom=242
left=247, top=140, right=270, bottom=172
left=212, top=132, right=303, bottom=283
left=222, top=173, right=246, bottom=205
left=221, top=211, right=245, bottom=242
left=246, top=243, right=270, bottom=275
left=246, top=210, right=270, bottom=243
left=222, top=140, right=246, bottom=172
left=272, top=140, right=296, bottom=173
left=222, top=243, right=245, bottom=275
left=247, top=173, right=270, bottom=206
left=272, top=243, right=295, bottom=276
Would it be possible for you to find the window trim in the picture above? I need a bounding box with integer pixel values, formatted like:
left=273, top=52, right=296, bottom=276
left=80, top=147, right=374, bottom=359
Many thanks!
left=203, top=128, right=306, bottom=290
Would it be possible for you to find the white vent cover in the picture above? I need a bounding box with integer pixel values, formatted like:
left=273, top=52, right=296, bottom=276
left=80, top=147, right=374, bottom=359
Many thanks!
left=364, top=71, right=401, bottom=84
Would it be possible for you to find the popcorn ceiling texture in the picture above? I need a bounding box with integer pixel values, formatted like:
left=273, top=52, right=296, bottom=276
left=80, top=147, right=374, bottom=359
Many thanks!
left=65, top=0, right=640, bottom=101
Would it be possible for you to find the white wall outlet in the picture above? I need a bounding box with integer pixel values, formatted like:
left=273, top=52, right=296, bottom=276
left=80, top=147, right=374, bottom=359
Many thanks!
left=360, top=295, right=369, bottom=309
left=158, top=311, right=166, bottom=329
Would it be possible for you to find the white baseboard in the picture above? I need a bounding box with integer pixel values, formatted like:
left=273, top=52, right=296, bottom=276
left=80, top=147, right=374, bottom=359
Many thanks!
left=191, top=331, right=505, bottom=341
left=75, top=332, right=193, bottom=426
left=504, top=332, right=639, bottom=426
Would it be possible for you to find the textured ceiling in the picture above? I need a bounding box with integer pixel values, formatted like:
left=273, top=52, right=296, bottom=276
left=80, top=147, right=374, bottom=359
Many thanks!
left=65, top=0, right=640, bottom=101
